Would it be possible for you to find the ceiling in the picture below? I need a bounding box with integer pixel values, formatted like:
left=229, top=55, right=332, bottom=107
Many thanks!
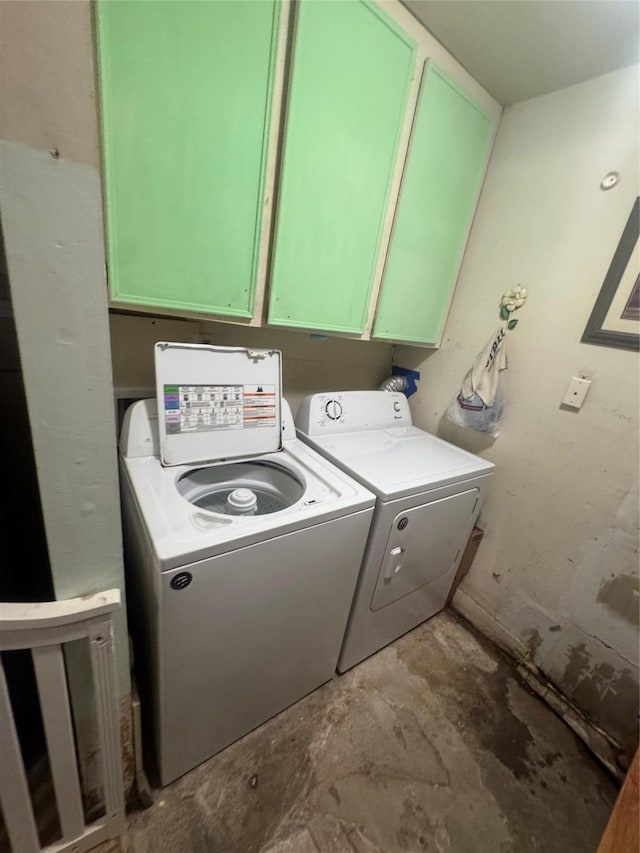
left=402, top=0, right=640, bottom=105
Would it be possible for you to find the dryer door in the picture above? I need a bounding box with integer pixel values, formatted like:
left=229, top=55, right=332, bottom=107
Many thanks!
left=370, top=489, right=479, bottom=612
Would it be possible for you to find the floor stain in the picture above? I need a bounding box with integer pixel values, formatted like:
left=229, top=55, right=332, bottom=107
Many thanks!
left=393, top=725, right=407, bottom=750
left=399, top=621, right=536, bottom=782
left=328, top=784, right=341, bottom=806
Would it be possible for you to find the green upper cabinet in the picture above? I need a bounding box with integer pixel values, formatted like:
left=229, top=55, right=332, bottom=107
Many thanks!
left=267, top=0, right=417, bottom=334
left=97, top=0, right=282, bottom=318
left=373, top=63, right=496, bottom=345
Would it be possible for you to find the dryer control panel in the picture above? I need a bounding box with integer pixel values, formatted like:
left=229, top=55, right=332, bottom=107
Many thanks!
left=296, top=391, right=411, bottom=435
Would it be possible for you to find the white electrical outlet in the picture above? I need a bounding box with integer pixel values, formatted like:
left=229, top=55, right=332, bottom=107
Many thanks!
left=562, top=376, right=592, bottom=409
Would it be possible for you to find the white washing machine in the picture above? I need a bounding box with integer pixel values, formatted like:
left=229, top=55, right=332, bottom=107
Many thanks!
left=296, top=390, right=494, bottom=672
left=120, top=344, right=375, bottom=784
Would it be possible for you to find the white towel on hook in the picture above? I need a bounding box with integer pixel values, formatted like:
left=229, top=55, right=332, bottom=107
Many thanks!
left=461, top=326, right=508, bottom=407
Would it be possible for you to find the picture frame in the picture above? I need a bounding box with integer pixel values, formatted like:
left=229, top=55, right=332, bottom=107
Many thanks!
left=581, top=197, right=639, bottom=351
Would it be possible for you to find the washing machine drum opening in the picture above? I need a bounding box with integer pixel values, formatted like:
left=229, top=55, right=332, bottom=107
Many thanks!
left=177, top=461, right=305, bottom=516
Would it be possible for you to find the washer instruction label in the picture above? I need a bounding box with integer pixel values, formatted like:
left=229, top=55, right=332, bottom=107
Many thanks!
left=164, top=385, right=276, bottom=434
left=243, top=384, right=276, bottom=429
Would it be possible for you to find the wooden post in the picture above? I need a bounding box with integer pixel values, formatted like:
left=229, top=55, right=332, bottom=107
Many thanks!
left=597, top=748, right=639, bottom=853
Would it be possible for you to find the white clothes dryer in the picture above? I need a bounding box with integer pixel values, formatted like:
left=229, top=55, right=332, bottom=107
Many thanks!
left=120, top=344, right=375, bottom=784
left=296, top=390, right=494, bottom=673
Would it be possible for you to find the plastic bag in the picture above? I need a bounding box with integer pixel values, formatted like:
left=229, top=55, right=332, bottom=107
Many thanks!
left=447, top=382, right=505, bottom=436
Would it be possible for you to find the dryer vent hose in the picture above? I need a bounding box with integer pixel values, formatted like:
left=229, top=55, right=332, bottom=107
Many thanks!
left=379, top=375, right=408, bottom=393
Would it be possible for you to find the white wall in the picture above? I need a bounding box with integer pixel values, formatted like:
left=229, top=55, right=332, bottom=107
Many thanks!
left=397, top=65, right=640, bottom=756
left=110, top=314, right=394, bottom=414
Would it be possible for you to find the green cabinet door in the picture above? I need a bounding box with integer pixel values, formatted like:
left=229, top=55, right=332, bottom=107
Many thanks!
left=268, top=0, right=416, bottom=334
left=373, top=63, right=496, bottom=345
left=97, top=1, right=281, bottom=317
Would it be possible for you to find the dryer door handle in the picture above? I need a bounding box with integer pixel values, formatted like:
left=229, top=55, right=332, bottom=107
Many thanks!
left=383, top=547, right=404, bottom=582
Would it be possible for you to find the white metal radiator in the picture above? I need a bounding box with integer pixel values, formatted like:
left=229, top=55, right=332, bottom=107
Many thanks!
left=0, top=590, right=125, bottom=853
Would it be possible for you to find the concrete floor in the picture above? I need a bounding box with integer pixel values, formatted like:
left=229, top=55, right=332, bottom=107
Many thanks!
left=123, top=612, right=617, bottom=853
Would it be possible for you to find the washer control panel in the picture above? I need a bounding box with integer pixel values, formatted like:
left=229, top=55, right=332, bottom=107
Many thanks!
left=296, top=391, right=412, bottom=436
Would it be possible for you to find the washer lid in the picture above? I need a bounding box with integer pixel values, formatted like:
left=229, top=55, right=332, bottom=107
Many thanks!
left=303, top=427, right=494, bottom=499
left=155, top=342, right=282, bottom=466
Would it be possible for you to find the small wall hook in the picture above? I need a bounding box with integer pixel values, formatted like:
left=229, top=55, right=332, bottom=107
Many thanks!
left=600, top=171, right=619, bottom=190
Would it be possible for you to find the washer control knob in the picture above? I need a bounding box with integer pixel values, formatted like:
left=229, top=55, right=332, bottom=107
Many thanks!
left=393, top=401, right=401, bottom=412
left=325, top=400, right=343, bottom=420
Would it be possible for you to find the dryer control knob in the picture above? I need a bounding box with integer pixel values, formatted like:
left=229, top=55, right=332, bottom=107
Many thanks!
left=325, top=400, right=343, bottom=420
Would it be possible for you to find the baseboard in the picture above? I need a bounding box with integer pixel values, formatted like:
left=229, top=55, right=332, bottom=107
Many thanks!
left=452, top=589, right=528, bottom=658
left=515, top=663, right=625, bottom=782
